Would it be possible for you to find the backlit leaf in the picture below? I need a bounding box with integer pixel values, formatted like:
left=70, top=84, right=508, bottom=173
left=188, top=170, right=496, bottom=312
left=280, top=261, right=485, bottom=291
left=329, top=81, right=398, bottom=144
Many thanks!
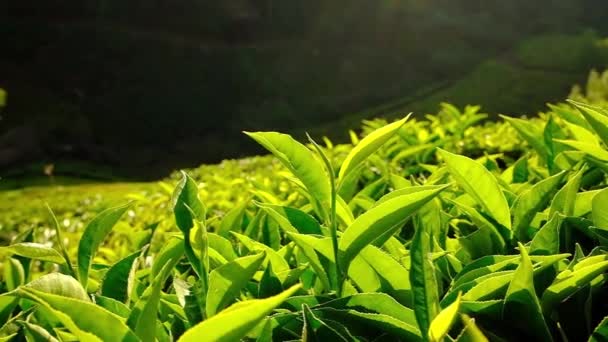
left=429, top=293, right=461, bottom=342
left=338, top=116, right=409, bottom=184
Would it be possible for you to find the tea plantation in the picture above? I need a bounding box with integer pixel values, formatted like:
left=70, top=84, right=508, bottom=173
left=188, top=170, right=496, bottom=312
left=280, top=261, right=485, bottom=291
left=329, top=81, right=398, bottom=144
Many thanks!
left=1, top=73, right=608, bottom=341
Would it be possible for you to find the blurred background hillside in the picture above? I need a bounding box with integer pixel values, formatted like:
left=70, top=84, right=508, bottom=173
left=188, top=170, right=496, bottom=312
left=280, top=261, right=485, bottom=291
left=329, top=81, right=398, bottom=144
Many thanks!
left=2, top=0, right=608, bottom=181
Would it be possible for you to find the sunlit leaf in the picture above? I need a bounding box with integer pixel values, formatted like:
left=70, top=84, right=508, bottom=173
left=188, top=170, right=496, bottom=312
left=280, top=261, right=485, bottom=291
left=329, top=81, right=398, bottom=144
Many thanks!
left=15, top=288, right=139, bottom=341
left=437, top=149, right=511, bottom=229
left=429, top=293, right=461, bottom=342
left=0, top=243, right=64, bottom=264
left=179, top=284, right=300, bottom=342
left=339, top=186, right=448, bottom=274
left=206, top=252, right=266, bottom=317
left=245, top=131, right=331, bottom=214
left=77, top=202, right=133, bottom=288
left=338, top=116, right=409, bottom=184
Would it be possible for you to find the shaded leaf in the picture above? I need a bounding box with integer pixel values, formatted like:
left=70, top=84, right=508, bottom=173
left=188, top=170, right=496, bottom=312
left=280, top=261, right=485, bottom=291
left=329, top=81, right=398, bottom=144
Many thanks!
left=127, top=261, right=178, bottom=342
left=512, top=171, right=566, bottom=241
left=592, top=188, right=608, bottom=230
left=410, top=213, right=440, bottom=340
left=503, top=243, right=552, bottom=342
left=101, top=249, right=142, bottom=302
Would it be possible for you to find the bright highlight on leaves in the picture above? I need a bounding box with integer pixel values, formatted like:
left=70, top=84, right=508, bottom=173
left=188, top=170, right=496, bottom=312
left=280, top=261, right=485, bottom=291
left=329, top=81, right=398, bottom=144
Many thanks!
left=3, top=97, right=608, bottom=341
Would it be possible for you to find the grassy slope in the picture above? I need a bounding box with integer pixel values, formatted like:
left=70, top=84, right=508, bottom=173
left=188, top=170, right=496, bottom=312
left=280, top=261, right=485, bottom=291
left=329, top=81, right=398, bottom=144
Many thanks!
left=307, top=33, right=608, bottom=137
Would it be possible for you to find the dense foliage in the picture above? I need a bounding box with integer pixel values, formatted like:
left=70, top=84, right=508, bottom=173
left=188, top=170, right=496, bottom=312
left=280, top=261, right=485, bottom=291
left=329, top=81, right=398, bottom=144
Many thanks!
left=2, top=89, right=608, bottom=340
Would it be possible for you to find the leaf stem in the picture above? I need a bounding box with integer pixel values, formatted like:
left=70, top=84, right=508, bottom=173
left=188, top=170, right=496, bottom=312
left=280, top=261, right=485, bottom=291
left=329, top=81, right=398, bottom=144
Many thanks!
left=307, top=133, right=343, bottom=296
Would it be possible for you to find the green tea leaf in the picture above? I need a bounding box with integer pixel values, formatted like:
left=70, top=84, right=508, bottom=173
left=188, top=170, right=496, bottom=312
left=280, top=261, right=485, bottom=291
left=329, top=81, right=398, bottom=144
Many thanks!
left=231, top=233, right=290, bottom=282
left=452, top=254, right=568, bottom=305
left=151, top=236, right=184, bottom=278
left=101, top=249, right=141, bottom=302
left=256, top=203, right=322, bottom=235
left=172, top=172, right=207, bottom=282
left=542, top=259, right=608, bottom=314
left=550, top=169, right=583, bottom=218
left=374, top=185, right=449, bottom=207
left=320, top=293, right=418, bottom=326
left=455, top=314, right=489, bottom=342
left=208, top=233, right=237, bottom=262
left=410, top=214, right=440, bottom=340
left=315, top=307, right=421, bottom=340
left=461, top=272, right=514, bottom=302
left=0, top=243, right=64, bottom=264
left=503, top=243, right=552, bottom=342
left=563, top=120, right=600, bottom=146
left=568, top=100, right=608, bottom=146
left=19, top=320, right=59, bottom=342
left=206, top=252, right=266, bottom=317
left=512, top=170, right=566, bottom=241
left=590, top=315, right=608, bottom=342
left=286, top=233, right=333, bottom=291
left=359, top=245, right=413, bottom=307
left=529, top=214, right=563, bottom=255
left=127, top=260, right=178, bottom=342
left=451, top=199, right=507, bottom=254
left=172, top=172, right=205, bottom=234
left=453, top=254, right=567, bottom=289
left=95, top=296, right=131, bottom=318
left=429, top=293, right=461, bottom=342
left=437, top=148, right=511, bottom=229
left=46, top=204, right=74, bottom=276
left=549, top=103, right=592, bottom=130
left=302, top=304, right=353, bottom=342
left=338, top=116, right=409, bottom=184
left=501, top=115, right=549, bottom=162
left=339, top=186, right=448, bottom=273
left=25, top=273, right=89, bottom=302
left=77, top=202, right=132, bottom=288
left=179, top=284, right=300, bottom=342
left=3, top=258, right=24, bottom=291
left=592, top=188, right=608, bottom=229
left=245, top=131, right=331, bottom=213
left=217, top=200, right=248, bottom=237
left=554, top=139, right=608, bottom=161
left=0, top=334, right=17, bottom=342
left=15, top=287, right=139, bottom=342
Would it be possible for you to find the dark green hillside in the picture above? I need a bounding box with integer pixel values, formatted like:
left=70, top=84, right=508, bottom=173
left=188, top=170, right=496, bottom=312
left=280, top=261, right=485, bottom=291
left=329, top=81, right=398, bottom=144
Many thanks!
left=2, top=1, right=608, bottom=180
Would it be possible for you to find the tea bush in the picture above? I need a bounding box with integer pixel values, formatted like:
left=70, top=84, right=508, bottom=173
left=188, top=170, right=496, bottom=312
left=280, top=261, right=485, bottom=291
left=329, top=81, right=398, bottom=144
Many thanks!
left=2, top=90, right=608, bottom=340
